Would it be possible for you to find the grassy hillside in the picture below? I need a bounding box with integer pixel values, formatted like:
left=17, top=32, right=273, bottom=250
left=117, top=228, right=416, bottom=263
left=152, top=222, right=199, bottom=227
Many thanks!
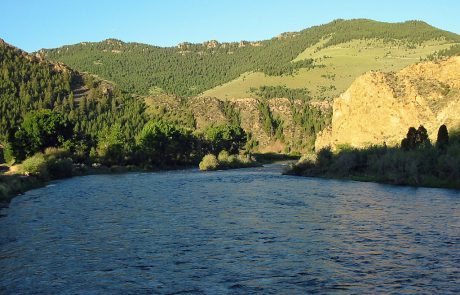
left=202, top=39, right=458, bottom=101
left=41, top=19, right=460, bottom=98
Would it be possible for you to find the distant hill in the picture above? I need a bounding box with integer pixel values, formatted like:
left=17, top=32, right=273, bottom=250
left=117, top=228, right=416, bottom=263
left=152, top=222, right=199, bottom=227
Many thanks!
left=41, top=19, right=460, bottom=99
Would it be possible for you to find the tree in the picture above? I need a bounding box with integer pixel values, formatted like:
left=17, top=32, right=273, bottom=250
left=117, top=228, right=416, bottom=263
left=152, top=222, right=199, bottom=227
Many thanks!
left=436, top=124, right=449, bottom=150
left=203, top=124, right=247, bottom=154
left=415, top=125, right=430, bottom=148
left=13, top=110, right=74, bottom=161
left=136, top=120, right=193, bottom=166
left=401, top=125, right=430, bottom=151
left=97, top=123, right=125, bottom=165
left=401, top=127, right=417, bottom=151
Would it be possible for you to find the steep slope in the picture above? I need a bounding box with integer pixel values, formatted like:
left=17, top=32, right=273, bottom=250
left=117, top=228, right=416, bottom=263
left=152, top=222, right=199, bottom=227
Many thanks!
left=316, top=56, right=460, bottom=150
left=41, top=19, right=460, bottom=99
left=0, top=39, right=147, bottom=160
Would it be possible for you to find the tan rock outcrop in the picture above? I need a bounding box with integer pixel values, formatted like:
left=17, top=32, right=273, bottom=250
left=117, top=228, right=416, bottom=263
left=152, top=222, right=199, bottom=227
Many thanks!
left=316, top=56, right=460, bottom=150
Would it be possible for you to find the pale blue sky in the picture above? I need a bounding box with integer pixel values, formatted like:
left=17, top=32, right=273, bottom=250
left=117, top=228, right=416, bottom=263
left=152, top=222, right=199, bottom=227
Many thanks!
left=1, top=0, right=459, bottom=52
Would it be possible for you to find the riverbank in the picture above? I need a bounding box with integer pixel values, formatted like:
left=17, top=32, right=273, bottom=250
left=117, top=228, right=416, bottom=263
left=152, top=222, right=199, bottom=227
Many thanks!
left=1, top=153, right=299, bottom=206
left=285, top=169, right=460, bottom=190
left=285, top=146, right=460, bottom=190
left=0, top=164, right=193, bottom=206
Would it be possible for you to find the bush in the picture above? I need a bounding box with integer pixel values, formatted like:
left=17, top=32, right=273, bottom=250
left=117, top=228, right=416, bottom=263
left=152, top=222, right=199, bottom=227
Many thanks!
left=3, top=143, right=15, bottom=165
left=44, top=147, right=71, bottom=160
left=20, top=153, right=48, bottom=178
left=227, top=154, right=238, bottom=167
left=217, top=150, right=230, bottom=163
left=317, top=146, right=333, bottom=166
left=199, top=154, right=219, bottom=171
left=237, top=154, right=252, bottom=164
left=47, top=158, right=73, bottom=179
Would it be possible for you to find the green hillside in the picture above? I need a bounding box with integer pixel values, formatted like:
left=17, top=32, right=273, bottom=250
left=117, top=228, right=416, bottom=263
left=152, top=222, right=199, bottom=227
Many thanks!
left=0, top=39, right=147, bottom=162
left=202, top=38, right=457, bottom=101
left=42, top=19, right=460, bottom=98
left=0, top=39, right=257, bottom=174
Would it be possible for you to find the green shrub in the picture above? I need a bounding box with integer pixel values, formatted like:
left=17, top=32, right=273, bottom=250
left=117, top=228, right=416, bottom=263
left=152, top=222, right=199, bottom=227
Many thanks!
left=44, top=147, right=71, bottom=160
left=20, top=153, right=48, bottom=178
left=47, top=158, right=73, bottom=179
left=317, top=147, right=333, bottom=166
left=217, top=150, right=230, bottom=163
left=227, top=155, right=238, bottom=167
left=3, top=143, right=15, bottom=165
left=237, top=154, right=252, bottom=164
left=199, top=154, right=219, bottom=171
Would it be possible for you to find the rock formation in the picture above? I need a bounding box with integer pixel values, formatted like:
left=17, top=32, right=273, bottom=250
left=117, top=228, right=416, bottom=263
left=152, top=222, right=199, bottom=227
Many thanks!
left=316, top=56, right=460, bottom=150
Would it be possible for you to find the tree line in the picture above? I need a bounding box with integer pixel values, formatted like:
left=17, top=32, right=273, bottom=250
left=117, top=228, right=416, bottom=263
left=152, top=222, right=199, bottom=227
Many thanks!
left=288, top=124, right=460, bottom=189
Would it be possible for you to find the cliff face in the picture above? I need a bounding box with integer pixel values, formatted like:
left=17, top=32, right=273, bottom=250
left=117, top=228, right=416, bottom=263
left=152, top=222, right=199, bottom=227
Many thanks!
left=316, top=56, right=460, bottom=150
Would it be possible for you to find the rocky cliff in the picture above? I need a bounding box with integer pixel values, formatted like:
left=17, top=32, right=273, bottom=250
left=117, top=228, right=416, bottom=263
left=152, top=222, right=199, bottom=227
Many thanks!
left=316, top=56, right=460, bottom=150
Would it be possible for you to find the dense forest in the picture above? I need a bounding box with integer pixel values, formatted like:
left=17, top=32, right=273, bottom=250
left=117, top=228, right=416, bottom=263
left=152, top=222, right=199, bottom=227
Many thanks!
left=43, top=19, right=460, bottom=97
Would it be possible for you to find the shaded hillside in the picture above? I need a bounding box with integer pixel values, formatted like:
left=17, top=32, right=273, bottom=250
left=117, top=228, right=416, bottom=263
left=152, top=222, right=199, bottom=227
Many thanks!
left=41, top=19, right=460, bottom=97
left=316, top=56, right=460, bottom=150
left=0, top=39, right=147, bottom=161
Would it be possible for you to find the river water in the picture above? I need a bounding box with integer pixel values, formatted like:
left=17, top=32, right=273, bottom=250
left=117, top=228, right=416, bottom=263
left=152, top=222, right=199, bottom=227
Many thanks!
left=1, top=164, right=459, bottom=294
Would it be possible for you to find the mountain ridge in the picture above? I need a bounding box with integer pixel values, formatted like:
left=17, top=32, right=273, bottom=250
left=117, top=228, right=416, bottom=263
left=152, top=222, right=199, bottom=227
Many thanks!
left=40, top=19, right=460, bottom=97
left=36, top=19, right=460, bottom=52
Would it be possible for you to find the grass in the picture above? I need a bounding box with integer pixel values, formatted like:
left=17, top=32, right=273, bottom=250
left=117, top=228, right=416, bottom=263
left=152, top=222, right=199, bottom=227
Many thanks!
left=200, top=39, right=458, bottom=101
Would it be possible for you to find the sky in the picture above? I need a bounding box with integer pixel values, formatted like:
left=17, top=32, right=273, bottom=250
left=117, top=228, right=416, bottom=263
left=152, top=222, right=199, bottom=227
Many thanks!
left=1, top=0, right=460, bottom=52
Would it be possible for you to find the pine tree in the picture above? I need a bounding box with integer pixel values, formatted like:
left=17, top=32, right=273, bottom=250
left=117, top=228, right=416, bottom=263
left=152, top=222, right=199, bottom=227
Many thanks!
left=436, top=124, right=449, bottom=150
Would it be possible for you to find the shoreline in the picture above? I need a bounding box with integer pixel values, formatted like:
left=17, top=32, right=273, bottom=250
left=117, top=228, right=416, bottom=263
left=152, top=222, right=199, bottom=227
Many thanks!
left=0, top=154, right=298, bottom=206
left=284, top=169, right=460, bottom=191
left=3, top=158, right=458, bottom=209
left=0, top=164, right=190, bottom=207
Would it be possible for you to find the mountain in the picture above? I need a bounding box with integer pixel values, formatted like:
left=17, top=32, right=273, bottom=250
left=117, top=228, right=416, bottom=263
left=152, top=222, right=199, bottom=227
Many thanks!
left=37, top=19, right=460, bottom=152
left=41, top=19, right=460, bottom=99
left=315, top=56, right=460, bottom=150
left=0, top=38, right=147, bottom=161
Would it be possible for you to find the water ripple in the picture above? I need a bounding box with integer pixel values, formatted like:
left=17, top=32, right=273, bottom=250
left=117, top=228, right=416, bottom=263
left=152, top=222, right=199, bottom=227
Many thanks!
left=0, top=164, right=459, bottom=294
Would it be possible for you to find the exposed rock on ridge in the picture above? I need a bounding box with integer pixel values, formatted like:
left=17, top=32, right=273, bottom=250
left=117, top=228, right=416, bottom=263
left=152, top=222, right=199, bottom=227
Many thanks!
left=316, top=56, right=460, bottom=150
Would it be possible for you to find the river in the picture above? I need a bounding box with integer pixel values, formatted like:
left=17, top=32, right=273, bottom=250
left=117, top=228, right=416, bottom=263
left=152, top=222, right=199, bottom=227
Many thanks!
left=1, top=164, right=459, bottom=294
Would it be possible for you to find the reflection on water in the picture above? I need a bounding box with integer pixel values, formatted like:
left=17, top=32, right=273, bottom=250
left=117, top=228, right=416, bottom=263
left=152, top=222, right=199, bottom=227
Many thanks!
left=1, top=164, right=459, bottom=294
